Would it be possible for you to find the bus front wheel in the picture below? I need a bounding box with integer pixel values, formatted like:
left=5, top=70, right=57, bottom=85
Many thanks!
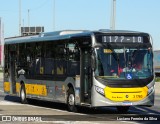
left=116, top=106, right=130, bottom=113
left=20, top=84, right=27, bottom=104
left=67, top=88, right=77, bottom=112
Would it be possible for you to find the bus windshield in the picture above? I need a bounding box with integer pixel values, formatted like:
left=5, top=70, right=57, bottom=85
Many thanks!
left=95, top=46, right=153, bottom=80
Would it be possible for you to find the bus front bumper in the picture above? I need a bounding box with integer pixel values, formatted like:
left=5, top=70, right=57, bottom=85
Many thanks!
left=91, top=86, right=155, bottom=107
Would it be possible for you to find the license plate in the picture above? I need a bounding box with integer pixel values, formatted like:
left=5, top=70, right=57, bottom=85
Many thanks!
left=122, top=102, right=132, bottom=106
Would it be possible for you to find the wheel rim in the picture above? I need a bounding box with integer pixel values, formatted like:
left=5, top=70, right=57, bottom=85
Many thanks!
left=68, top=94, right=74, bottom=106
left=21, top=88, right=25, bottom=101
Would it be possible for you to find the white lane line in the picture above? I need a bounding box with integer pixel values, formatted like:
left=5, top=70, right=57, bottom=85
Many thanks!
left=121, top=121, right=139, bottom=124
left=38, top=121, right=101, bottom=124
left=25, top=104, right=143, bottom=124
left=25, top=104, right=87, bottom=116
left=38, top=121, right=136, bottom=124
left=0, top=100, right=22, bottom=105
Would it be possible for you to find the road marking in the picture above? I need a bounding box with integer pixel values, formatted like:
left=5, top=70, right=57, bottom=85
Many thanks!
left=121, top=121, right=139, bottom=124
left=28, top=119, right=139, bottom=124
left=0, top=100, right=22, bottom=105
left=38, top=121, right=101, bottom=124
left=25, top=105, right=142, bottom=124
left=25, top=104, right=87, bottom=116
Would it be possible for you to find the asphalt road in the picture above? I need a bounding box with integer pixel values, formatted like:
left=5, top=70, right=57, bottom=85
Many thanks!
left=0, top=73, right=160, bottom=124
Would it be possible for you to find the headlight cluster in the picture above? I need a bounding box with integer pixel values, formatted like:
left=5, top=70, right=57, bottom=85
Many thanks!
left=95, top=86, right=105, bottom=96
left=148, top=86, right=154, bottom=95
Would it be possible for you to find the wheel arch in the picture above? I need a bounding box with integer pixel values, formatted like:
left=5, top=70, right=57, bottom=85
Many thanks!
left=67, top=83, right=74, bottom=91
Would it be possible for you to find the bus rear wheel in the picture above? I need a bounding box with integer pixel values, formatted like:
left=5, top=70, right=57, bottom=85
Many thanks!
left=20, top=84, right=27, bottom=104
left=116, top=106, right=130, bottom=113
left=67, top=88, right=77, bottom=112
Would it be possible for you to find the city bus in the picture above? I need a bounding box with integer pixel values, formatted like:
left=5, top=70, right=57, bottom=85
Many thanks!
left=3, top=30, right=155, bottom=112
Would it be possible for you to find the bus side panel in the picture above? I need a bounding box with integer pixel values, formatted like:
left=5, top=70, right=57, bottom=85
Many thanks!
left=17, top=76, right=56, bottom=100
left=4, top=81, right=10, bottom=93
left=17, top=75, right=76, bottom=103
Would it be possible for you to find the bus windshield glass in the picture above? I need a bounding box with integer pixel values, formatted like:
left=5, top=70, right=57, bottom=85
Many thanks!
left=95, top=46, right=153, bottom=80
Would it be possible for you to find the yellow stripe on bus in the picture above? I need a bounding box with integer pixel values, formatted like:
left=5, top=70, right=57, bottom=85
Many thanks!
left=104, top=86, right=148, bottom=102
left=4, top=82, right=47, bottom=96
left=16, top=83, right=20, bottom=93
left=4, top=82, right=10, bottom=92
left=25, top=84, right=47, bottom=96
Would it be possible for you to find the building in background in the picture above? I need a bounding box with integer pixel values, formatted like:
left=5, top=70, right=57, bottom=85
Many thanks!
left=21, top=26, right=44, bottom=36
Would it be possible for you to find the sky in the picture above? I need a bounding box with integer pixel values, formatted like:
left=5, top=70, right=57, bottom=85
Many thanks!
left=0, top=0, right=160, bottom=50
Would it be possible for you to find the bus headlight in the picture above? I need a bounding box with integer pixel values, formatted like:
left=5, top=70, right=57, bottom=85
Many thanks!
left=95, top=86, right=105, bottom=96
left=148, top=86, right=154, bottom=95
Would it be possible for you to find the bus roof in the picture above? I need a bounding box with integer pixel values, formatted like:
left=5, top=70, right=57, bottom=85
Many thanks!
left=5, top=29, right=149, bottom=44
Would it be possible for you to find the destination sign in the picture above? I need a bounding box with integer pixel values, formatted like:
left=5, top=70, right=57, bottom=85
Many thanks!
left=102, top=36, right=143, bottom=43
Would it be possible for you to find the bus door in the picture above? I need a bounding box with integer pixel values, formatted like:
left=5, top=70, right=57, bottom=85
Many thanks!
left=80, top=47, right=91, bottom=104
left=9, top=51, right=16, bottom=94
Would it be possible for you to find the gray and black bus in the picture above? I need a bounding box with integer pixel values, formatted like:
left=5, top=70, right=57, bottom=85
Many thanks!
left=4, top=30, right=154, bottom=112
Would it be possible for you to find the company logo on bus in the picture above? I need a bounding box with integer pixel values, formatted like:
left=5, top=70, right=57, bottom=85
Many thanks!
left=126, top=95, right=129, bottom=98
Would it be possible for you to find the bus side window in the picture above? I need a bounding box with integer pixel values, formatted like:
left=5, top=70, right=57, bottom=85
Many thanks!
left=66, top=43, right=80, bottom=76
left=57, top=43, right=67, bottom=76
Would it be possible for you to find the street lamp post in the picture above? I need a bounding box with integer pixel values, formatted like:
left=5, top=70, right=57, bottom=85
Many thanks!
left=28, top=9, right=30, bottom=28
left=28, top=9, right=30, bottom=34
left=110, top=0, right=116, bottom=30
left=19, top=0, right=21, bottom=36
left=53, top=0, right=55, bottom=31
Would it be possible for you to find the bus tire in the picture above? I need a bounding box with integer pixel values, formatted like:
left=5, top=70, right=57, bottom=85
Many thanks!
left=67, top=88, right=77, bottom=112
left=20, top=84, right=27, bottom=104
left=116, top=106, right=130, bottom=113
